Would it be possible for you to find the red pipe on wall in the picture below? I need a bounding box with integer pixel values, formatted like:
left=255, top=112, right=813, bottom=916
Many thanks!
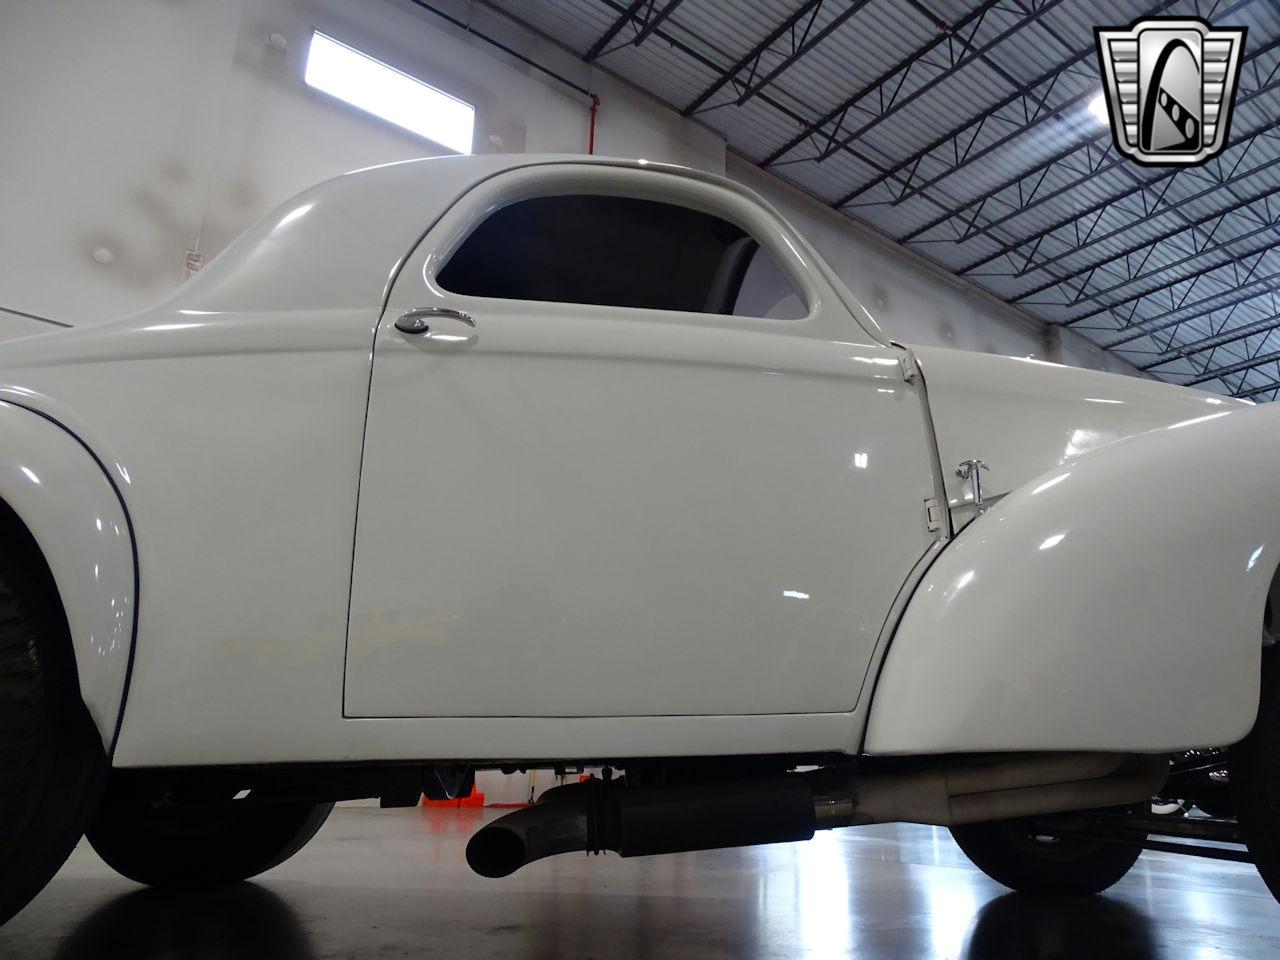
left=588, top=95, right=601, bottom=155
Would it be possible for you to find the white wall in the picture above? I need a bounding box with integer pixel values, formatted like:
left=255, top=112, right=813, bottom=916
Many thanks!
left=0, top=0, right=724, bottom=329
left=0, top=0, right=1137, bottom=377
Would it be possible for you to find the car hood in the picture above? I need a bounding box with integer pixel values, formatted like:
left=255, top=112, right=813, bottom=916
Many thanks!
left=909, top=343, right=1252, bottom=520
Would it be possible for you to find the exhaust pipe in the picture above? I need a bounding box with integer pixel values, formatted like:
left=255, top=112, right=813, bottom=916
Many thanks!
left=466, top=753, right=1166, bottom=878
left=466, top=777, right=816, bottom=879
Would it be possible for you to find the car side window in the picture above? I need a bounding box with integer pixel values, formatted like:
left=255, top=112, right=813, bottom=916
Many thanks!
left=435, top=194, right=806, bottom=319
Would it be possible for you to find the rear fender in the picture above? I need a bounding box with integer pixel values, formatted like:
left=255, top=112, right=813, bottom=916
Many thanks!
left=0, top=401, right=135, bottom=752
left=865, top=403, right=1280, bottom=755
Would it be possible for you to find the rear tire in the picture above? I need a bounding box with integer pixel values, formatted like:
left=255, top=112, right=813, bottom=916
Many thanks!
left=1231, top=646, right=1280, bottom=901
left=0, top=525, right=107, bottom=926
left=88, top=794, right=333, bottom=888
left=951, top=818, right=1142, bottom=896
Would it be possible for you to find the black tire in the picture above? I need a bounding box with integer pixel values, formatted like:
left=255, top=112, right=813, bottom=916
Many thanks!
left=950, top=818, right=1143, bottom=896
left=1231, top=646, right=1280, bottom=900
left=0, top=522, right=107, bottom=926
left=88, top=793, right=333, bottom=888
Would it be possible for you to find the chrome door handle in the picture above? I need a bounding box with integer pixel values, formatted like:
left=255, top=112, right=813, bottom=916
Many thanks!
left=394, top=307, right=477, bottom=335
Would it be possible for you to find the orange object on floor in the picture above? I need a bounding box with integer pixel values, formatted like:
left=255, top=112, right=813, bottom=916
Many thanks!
left=421, top=787, right=485, bottom=809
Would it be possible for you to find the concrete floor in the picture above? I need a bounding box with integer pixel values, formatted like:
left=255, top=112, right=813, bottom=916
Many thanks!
left=2, top=804, right=1278, bottom=959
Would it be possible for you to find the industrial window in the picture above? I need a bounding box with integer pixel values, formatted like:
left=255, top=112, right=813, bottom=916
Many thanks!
left=436, top=195, right=806, bottom=319
left=304, top=32, right=474, bottom=154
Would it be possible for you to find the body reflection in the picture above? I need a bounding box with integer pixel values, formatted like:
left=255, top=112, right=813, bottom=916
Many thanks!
left=52, top=883, right=314, bottom=960
left=964, top=892, right=1157, bottom=960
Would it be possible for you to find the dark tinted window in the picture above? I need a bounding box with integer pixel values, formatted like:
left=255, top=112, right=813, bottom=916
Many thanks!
left=436, top=194, right=804, bottom=318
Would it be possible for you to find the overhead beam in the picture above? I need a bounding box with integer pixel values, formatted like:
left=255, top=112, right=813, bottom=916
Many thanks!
left=1101, top=265, right=1280, bottom=349
left=731, top=0, right=875, bottom=110
left=839, top=51, right=1103, bottom=208
left=587, top=0, right=872, bottom=176
left=1184, top=347, right=1280, bottom=386
left=585, top=0, right=647, bottom=60
left=683, top=0, right=878, bottom=117
left=965, top=128, right=1280, bottom=280
left=586, top=0, right=685, bottom=61
left=1062, top=219, right=1280, bottom=336
left=682, top=0, right=828, bottom=115
left=1235, top=379, right=1280, bottom=400
left=1059, top=109, right=1280, bottom=340
left=588, top=0, right=995, bottom=230
left=905, top=138, right=1126, bottom=247
left=992, top=55, right=1280, bottom=296
left=1066, top=244, right=1273, bottom=327
left=855, top=0, right=1264, bottom=210
left=627, top=0, right=684, bottom=48
left=1140, top=311, right=1280, bottom=370
left=588, top=0, right=1072, bottom=261
left=813, top=0, right=1071, bottom=168
left=906, top=25, right=1280, bottom=272
left=760, top=0, right=1005, bottom=166
left=1014, top=186, right=1280, bottom=309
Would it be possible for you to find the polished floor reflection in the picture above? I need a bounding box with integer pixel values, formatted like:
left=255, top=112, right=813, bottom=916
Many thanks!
left=2, top=804, right=1276, bottom=959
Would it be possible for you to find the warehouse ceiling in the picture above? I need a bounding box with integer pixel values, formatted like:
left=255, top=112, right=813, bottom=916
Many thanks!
left=482, top=0, right=1280, bottom=400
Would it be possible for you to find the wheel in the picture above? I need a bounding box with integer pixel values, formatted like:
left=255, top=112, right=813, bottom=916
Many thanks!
left=0, top=522, right=107, bottom=926
left=1231, top=645, right=1280, bottom=900
left=88, top=791, right=333, bottom=888
left=950, top=817, right=1143, bottom=896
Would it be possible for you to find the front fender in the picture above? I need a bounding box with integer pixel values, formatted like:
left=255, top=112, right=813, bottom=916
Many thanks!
left=0, top=401, right=135, bottom=752
left=865, top=402, right=1280, bottom=755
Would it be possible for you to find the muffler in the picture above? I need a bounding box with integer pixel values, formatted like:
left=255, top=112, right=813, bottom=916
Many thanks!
left=466, top=753, right=1167, bottom=878
left=466, top=777, right=816, bottom=878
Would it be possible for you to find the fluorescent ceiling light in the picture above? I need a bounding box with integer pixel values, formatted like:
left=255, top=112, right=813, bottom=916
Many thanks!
left=305, top=32, right=474, bottom=154
left=1088, top=91, right=1110, bottom=125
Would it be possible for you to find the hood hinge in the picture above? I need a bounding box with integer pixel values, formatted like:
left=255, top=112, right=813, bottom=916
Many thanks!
left=899, top=350, right=920, bottom=383
left=924, top=497, right=947, bottom=538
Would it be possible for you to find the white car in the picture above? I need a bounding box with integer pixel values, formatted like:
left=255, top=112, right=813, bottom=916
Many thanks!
left=3, top=155, right=1279, bottom=922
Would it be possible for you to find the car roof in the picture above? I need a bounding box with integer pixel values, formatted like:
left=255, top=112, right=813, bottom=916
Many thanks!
left=151, top=154, right=886, bottom=348
left=165, top=154, right=752, bottom=316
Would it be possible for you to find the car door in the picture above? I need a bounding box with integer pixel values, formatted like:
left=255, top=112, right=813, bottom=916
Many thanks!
left=344, top=162, right=940, bottom=719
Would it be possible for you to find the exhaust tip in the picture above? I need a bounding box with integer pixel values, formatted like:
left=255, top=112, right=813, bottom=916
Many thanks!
left=466, top=827, right=527, bottom=878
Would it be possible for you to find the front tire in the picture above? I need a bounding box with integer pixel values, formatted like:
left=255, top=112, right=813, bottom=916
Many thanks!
left=0, top=526, right=107, bottom=926
left=1231, top=646, right=1280, bottom=901
left=950, top=818, right=1142, bottom=896
left=88, top=793, right=333, bottom=888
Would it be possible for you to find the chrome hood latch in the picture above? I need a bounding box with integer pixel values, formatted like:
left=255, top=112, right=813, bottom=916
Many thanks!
left=956, top=459, right=990, bottom=513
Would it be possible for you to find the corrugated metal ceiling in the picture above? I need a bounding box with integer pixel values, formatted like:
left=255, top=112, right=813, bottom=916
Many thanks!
left=483, top=0, right=1280, bottom=400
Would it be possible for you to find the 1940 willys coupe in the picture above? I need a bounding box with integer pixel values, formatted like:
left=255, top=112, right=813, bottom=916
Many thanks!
left=3, top=154, right=1280, bottom=922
